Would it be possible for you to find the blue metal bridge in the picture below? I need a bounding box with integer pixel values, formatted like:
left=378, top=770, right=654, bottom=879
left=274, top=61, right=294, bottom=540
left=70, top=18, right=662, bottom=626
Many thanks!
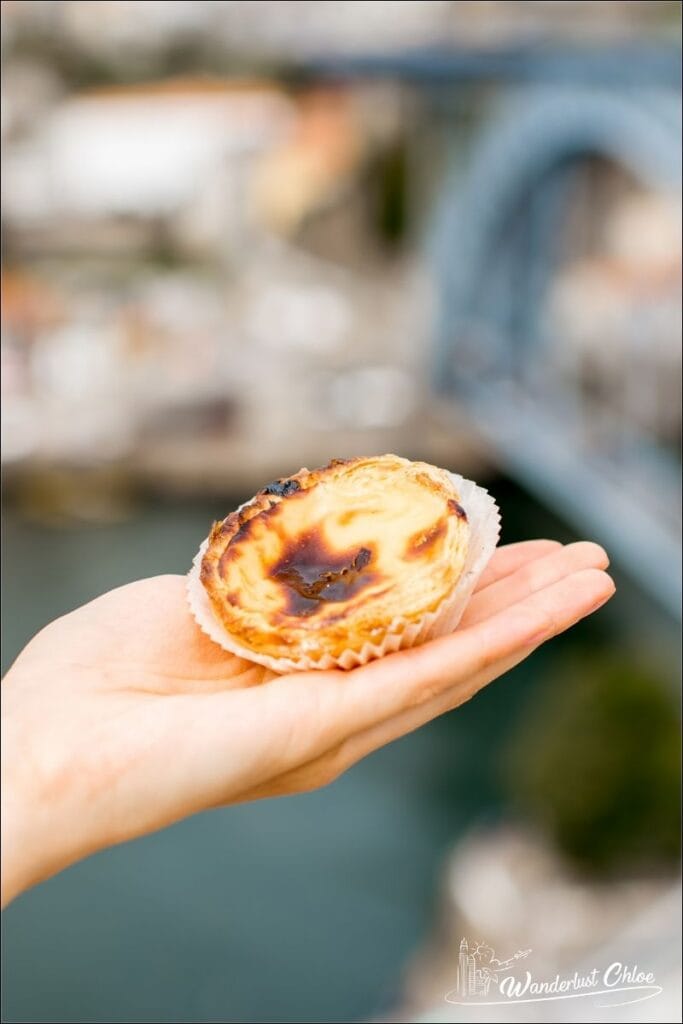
left=311, top=45, right=682, bottom=617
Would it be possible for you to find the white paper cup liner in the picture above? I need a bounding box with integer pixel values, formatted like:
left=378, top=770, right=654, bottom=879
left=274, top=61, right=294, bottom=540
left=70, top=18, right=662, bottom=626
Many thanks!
left=186, top=471, right=500, bottom=673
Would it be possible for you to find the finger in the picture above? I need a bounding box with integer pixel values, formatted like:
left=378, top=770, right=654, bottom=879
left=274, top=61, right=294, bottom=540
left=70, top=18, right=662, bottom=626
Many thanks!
left=474, top=540, right=563, bottom=593
left=326, top=647, right=539, bottom=782
left=331, top=565, right=614, bottom=726
left=336, top=568, right=613, bottom=770
left=461, top=541, right=609, bottom=629
left=223, top=567, right=615, bottom=786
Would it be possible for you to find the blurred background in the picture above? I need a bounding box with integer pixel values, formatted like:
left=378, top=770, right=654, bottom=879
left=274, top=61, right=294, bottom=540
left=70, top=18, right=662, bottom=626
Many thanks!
left=1, top=2, right=681, bottom=1022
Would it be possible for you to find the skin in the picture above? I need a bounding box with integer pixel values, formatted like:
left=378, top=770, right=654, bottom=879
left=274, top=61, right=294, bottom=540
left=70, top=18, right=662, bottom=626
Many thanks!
left=1, top=539, right=614, bottom=907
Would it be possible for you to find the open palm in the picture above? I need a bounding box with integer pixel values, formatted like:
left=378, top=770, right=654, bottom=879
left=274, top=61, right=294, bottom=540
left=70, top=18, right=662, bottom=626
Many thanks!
left=2, top=539, right=612, bottom=903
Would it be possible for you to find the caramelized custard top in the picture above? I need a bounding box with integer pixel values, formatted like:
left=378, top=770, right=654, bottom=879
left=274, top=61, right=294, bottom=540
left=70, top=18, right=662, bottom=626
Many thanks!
left=200, top=455, right=469, bottom=661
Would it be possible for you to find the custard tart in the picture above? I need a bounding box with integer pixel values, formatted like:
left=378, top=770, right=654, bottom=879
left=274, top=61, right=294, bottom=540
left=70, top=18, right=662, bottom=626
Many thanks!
left=188, top=455, right=499, bottom=672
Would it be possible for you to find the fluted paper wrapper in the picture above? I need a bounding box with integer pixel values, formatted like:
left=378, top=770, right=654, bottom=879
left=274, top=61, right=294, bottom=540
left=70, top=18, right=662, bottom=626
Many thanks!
left=186, top=472, right=500, bottom=673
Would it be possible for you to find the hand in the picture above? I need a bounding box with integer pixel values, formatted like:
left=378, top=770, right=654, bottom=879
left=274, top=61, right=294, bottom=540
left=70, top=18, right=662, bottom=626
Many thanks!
left=1, top=539, right=613, bottom=905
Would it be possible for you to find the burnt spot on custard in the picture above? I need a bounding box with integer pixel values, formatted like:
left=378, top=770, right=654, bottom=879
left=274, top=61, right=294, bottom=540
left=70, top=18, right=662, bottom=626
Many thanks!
left=262, top=478, right=301, bottom=498
left=447, top=498, right=467, bottom=520
left=269, top=529, right=378, bottom=617
left=404, top=516, right=449, bottom=560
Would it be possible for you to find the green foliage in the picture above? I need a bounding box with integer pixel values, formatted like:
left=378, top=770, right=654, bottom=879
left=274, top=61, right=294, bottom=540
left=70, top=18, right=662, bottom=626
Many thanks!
left=503, top=651, right=681, bottom=877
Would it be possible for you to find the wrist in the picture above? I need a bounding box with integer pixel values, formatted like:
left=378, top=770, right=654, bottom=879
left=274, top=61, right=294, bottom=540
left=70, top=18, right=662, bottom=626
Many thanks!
left=0, top=748, right=87, bottom=908
left=1, top=667, right=83, bottom=906
left=1, top=783, right=38, bottom=907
